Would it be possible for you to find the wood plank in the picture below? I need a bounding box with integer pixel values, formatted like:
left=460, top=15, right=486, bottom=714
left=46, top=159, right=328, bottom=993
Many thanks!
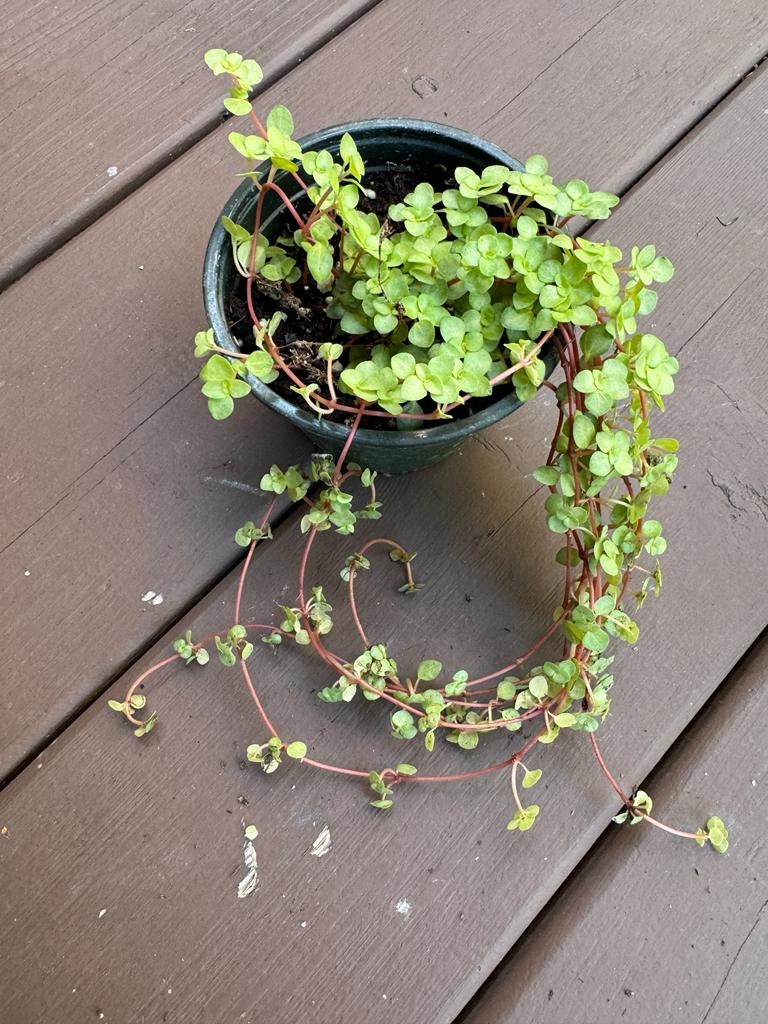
left=0, top=0, right=383, bottom=290
left=1, top=0, right=765, bottom=781
left=2, top=62, right=768, bottom=1023
left=458, top=637, right=768, bottom=1024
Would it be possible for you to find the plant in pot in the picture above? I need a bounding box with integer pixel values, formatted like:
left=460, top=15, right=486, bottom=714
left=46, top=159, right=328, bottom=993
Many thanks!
left=109, top=49, right=728, bottom=855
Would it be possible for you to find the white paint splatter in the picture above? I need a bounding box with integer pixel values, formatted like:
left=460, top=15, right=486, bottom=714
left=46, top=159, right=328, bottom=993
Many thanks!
left=310, top=825, right=331, bottom=857
left=395, top=898, right=411, bottom=916
left=300, top=921, right=307, bottom=928
left=202, top=475, right=262, bottom=495
left=24, top=570, right=30, bottom=576
left=98, top=908, right=107, bottom=919
left=106, top=166, right=118, bottom=177
left=237, top=823, right=259, bottom=899
left=141, top=591, right=164, bottom=605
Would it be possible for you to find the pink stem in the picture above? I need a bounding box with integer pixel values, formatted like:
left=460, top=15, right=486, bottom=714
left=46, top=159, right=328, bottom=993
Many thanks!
left=464, top=616, right=565, bottom=688
left=234, top=498, right=276, bottom=624
left=240, top=656, right=279, bottom=736
left=334, top=405, right=366, bottom=477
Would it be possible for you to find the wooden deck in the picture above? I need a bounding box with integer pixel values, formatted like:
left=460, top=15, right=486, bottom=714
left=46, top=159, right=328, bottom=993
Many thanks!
left=1, top=2, right=767, bottom=1021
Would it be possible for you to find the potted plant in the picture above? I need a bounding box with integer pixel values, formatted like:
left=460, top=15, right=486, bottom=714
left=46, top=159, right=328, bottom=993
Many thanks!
left=197, top=49, right=613, bottom=473
left=109, top=49, right=728, bottom=856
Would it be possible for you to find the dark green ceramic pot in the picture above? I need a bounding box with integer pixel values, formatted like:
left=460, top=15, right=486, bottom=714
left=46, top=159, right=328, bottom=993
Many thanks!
left=203, top=118, right=556, bottom=474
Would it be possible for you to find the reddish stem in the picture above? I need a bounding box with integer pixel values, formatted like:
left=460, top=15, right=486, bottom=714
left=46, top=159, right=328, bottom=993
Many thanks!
left=240, top=656, right=279, bottom=736
left=234, top=498, right=276, bottom=624
left=464, top=616, right=564, bottom=688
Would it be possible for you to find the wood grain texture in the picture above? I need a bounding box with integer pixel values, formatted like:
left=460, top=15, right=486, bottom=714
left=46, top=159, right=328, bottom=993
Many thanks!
left=1, top=0, right=766, bottom=780
left=0, top=0, right=383, bottom=289
left=459, top=638, right=768, bottom=1024
left=1, top=63, right=767, bottom=1024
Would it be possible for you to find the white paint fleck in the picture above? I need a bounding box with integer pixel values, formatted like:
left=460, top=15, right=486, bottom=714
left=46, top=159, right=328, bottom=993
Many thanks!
left=167, top=988, right=172, bottom=995
left=752, top=779, right=757, bottom=787
left=138, top=265, right=144, bottom=270
left=310, top=825, right=331, bottom=857
left=98, top=908, right=107, bottom=918
left=395, top=898, right=411, bottom=916
left=202, top=475, right=262, bottom=495
left=106, top=165, right=118, bottom=177
left=141, top=590, right=164, bottom=605
left=237, top=825, right=259, bottom=899
left=300, top=921, right=307, bottom=928
left=24, top=570, right=30, bottom=576
left=141, top=590, right=155, bottom=602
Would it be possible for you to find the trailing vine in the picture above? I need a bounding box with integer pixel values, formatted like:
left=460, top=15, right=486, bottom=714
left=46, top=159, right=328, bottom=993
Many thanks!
left=108, top=50, right=728, bottom=855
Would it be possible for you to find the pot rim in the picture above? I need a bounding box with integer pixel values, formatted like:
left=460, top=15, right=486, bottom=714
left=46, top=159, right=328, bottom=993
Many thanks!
left=203, top=117, right=555, bottom=448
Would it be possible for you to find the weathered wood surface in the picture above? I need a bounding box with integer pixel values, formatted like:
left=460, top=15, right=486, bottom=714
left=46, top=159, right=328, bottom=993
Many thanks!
left=459, top=637, right=768, bottom=1024
left=2, top=0, right=766, bottom=783
left=2, top=60, right=767, bottom=1023
left=0, top=0, right=383, bottom=290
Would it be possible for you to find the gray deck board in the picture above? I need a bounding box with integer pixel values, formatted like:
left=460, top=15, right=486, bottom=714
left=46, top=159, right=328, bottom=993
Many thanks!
left=1, top=59, right=767, bottom=1022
